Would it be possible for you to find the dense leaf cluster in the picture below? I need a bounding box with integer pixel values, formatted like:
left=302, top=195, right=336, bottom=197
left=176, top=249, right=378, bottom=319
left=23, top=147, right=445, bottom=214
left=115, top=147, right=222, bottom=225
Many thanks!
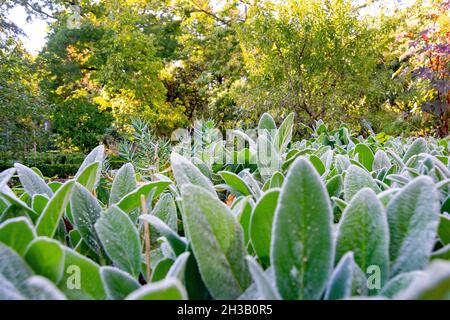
left=1, top=114, right=450, bottom=300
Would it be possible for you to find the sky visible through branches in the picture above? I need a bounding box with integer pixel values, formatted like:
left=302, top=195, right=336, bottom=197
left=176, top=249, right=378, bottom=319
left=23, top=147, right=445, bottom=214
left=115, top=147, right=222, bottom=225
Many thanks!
left=9, top=0, right=417, bottom=55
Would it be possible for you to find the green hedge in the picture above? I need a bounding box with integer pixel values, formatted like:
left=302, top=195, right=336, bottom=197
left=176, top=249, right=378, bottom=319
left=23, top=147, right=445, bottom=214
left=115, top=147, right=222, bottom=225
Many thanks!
left=0, top=151, right=86, bottom=178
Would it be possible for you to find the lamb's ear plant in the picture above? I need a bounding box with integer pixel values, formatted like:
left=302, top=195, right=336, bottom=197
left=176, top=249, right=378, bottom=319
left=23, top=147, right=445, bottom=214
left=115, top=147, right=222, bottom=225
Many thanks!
left=109, top=163, right=136, bottom=205
left=438, top=214, right=450, bottom=245
left=394, top=261, right=450, bottom=299
left=2, top=114, right=450, bottom=300
left=335, top=188, right=389, bottom=293
left=100, top=266, right=140, bottom=300
left=24, top=237, right=65, bottom=283
left=258, top=113, right=277, bottom=135
left=250, top=189, right=279, bottom=266
left=344, top=165, right=380, bottom=201
left=0, top=168, right=16, bottom=191
left=351, top=143, right=374, bottom=171
left=380, top=271, right=426, bottom=298
left=324, top=252, right=367, bottom=300
left=151, top=193, right=178, bottom=232
left=180, top=184, right=251, bottom=299
left=75, top=145, right=104, bottom=188
left=271, top=156, right=334, bottom=300
left=139, top=215, right=187, bottom=256
left=58, top=246, right=106, bottom=300
left=246, top=256, right=281, bottom=300
left=95, top=206, right=142, bottom=278
left=171, top=153, right=216, bottom=195
left=35, top=180, right=75, bottom=238
left=125, top=278, right=188, bottom=300
left=14, top=163, right=53, bottom=198
left=70, top=183, right=103, bottom=256
left=387, top=176, right=440, bottom=277
left=0, top=217, right=35, bottom=255
left=76, top=162, right=100, bottom=192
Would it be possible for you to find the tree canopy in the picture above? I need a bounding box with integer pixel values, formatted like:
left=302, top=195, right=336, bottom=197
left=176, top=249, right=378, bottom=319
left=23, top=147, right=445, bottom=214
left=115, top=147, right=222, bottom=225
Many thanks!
left=0, top=0, right=449, bottom=152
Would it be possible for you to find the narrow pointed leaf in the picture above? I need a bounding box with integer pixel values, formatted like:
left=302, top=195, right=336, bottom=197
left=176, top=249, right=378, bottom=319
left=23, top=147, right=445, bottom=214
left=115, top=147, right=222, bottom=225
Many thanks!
left=76, top=161, right=100, bottom=192
left=271, top=156, right=334, bottom=300
left=387, top=176, right=440, bottom=276
left=273, top=112, right=294, bottom=152
left=335, top=188, right=389, bottom=290
left=344, top=165, right=380, bottom=201
left=36, top=180, right=75, bottom=238
left=180, top=184, right=251, bottom=299
left=70, top=183, right=102, bottom=253
left=95, top=206, right=141, bottom=278
left=75, top=145, right=104, bottom=188
left=167, top=252, right=190, bottom=281
left=14, top=163, right=52, bottom=198
left=109, top=163, right=136, bottom=205
left=116, top=181, right=171, bottom=214
left=0, top=168, right=15, bottom=190
left=246, top=256, right=281, bottom=300
left=250, top=189, right=279, bottom=265
left=171, top=153, right=215, bottom=195
left=324, top=252, right=367, bottom=300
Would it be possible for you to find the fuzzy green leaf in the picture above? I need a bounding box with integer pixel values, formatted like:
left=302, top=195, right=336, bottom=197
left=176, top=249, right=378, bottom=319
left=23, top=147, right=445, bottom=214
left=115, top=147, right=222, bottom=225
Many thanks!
left=219, top=171, right=252, bottom=196
left=116, top=181, right=171, bottom=214
left=271, top=156, right=334, bottom=300
left=324, top=252, right=367, bottom=300
left=387, top=176, right=440, bottom=277
left=76, top=161, right=100, bottom=192
left=70, top=183, right=102, bottom=254
left=36, top=180, right=75, bottom=238
left=126, top=278, right=187, bottom=300
left=246, top=256, right=281, bottom=300
left=24, top=237, right=65, bottom=283
left=344, top=165, right=380, bottom=202
left=100, top=266, right=140, bottom=300
left=250, top=189, right=279, bottom=265
left=152, top=193, right=178, bottom=232
left=14, top=163, right=52, bottom=198
left=58, top=246, right=106, bottom=300
left=109, top=163, right=136, bottom=205
left=180, top=184, right=251, bottom=299
left=0, top=217, right=35, bottom=256
left=171, top=153, right=216, bottom=195
left=353, top=144, right=374, bottom=171
left=95, top=206, right=141, bottom=278
left=335, top=188, right=389, bottom=291
left=75, top=145, right=104, bottom=188
left=403, top=138, right=427, bottom=162
left=438, top=214, right=450, bottom=245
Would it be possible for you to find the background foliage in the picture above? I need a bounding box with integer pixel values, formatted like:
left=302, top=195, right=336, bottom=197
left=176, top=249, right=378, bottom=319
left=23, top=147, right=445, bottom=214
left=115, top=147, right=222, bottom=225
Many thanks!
left=0, top=0, right=449, bottom=156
